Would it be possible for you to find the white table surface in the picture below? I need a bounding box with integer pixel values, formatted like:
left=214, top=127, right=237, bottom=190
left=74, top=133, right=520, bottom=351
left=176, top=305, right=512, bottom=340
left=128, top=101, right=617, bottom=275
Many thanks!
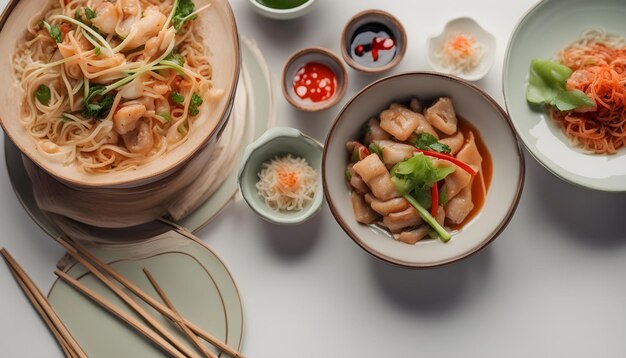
left=3, top=0, right=626, bottom=357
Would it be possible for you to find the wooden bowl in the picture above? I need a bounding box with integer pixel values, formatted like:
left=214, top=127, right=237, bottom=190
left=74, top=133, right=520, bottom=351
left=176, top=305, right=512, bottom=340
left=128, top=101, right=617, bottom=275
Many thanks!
left=0, top=0, right=240, bottom=188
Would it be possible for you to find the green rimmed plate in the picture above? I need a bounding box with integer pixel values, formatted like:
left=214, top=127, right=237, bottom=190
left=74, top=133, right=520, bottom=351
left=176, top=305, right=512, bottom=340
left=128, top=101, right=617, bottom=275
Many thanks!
left=48, top=229, right=243, bottom=357
left=503, top=0, right=626, bottom=191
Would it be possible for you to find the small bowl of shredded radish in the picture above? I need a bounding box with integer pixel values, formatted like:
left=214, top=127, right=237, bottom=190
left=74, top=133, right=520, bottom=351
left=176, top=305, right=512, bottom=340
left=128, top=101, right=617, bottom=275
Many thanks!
left=427, top=17, right=496, bottom=82
left=237, top=127, right=324, bottom=225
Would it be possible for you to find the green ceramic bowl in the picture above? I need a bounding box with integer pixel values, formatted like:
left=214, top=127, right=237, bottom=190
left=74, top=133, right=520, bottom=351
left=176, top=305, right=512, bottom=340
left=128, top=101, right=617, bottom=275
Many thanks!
left=237, top=127, right=324, bottom=225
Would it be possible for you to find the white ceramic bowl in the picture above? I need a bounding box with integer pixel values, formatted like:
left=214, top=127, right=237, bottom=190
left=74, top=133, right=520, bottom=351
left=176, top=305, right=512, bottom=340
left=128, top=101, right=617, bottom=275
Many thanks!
left=248, top=0, right=317, bottom=20
left=503, top=0, right=626, bottom=191
left=237, top=127, right=324, bottom=225
left=0, top=0, right=239, bottom=188
left=426, top=17, right=496, bottom=82
left=323, top=72, right=525, bottom=268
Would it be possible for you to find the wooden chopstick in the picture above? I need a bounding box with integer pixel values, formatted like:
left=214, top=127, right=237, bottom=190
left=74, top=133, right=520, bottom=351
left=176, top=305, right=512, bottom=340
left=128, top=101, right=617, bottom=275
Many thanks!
left=0, top=248, right=87, bottom=358
left=50, top=238, right=199, bottom=358
left=143, top=268, right=218, bottom=358
left=54, top=270, right=186, bottom=358
left=54, top=236, right=245, bottom=358
left=4, top=260, right=74, bottom=358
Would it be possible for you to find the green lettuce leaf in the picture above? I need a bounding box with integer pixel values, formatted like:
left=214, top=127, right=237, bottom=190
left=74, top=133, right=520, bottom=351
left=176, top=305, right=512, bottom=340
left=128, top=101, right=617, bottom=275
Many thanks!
left=526, top=59, right=595, bottom=111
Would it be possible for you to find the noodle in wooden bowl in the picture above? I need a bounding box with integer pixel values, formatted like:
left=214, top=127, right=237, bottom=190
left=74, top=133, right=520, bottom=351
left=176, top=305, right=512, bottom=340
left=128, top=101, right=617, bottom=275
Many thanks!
left=0, top=0, right=239, bottom=188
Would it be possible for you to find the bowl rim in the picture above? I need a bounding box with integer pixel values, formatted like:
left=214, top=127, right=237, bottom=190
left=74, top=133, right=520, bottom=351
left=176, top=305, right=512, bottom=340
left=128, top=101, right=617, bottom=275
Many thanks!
left=0, top=0, right=241, bottom=188
left=340, top=9, right=407, bottom=74
left=281, top=47, right=348, bottom=112
left=237, top=127, right=324, bottom=225
left=247, top=0, right=316, bottom=14
left=323, top=71, right=526, bottom=269
left=502, top=0, right=626, bottom=193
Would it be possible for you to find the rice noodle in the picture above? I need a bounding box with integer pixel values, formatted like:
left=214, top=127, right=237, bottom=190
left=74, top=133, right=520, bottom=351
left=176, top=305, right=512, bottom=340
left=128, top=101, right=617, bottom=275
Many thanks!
left=13, top=0, right=216, bottom=173
left=256, top=155, right=317, bottom=212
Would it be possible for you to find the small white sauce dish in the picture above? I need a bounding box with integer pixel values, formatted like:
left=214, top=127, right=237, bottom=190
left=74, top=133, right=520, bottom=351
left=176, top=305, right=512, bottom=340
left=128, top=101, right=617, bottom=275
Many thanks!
left=281, top=47, right=348, bottom=112
left=237, top=127, right=324, bottom=225
left=426, top=17, right=496, bottom=82
left=248, top=0, right=317, bottom=21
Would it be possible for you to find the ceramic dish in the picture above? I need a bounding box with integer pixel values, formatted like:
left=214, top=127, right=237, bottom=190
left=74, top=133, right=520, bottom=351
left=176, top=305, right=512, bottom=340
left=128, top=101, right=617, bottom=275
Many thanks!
left=282, top=47, right=347, bottom=112
left=426, top=17, right=496, bottom=81
left=4, top=37, right=274, bottom=242
left=341, top=9, right=407, bottom=73
left=323, top=72, right=524, bottom=268
left=0, top=0, right=239, bottom=188
left=503, top=0, right=626, bottom=191
left=48, top=229, right=243, bottom=357
left=248, top=0, right=317, bottom=20
left=237, top=127, right=324, bottom=225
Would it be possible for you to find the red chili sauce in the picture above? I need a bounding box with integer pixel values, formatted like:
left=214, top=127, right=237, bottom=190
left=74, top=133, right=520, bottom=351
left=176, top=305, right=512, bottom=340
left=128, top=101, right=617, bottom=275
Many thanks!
left=292, top=62, right=337, bottom=103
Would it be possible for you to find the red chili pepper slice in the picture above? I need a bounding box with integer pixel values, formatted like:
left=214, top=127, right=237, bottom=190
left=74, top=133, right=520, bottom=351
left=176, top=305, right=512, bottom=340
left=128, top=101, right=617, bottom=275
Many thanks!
left=414, top=149, right=477, bottom=176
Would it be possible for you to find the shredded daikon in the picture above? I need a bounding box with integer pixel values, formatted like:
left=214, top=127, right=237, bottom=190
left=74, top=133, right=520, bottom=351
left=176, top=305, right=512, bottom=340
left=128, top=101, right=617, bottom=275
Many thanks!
left=436, top=33, right=485, bottom=74
left=256, top=155, right=317, bottom=212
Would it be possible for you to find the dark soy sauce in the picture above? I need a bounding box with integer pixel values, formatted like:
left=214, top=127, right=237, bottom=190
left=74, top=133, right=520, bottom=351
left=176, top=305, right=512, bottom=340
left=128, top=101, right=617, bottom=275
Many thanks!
left=349, top=23, right=397, bottom=68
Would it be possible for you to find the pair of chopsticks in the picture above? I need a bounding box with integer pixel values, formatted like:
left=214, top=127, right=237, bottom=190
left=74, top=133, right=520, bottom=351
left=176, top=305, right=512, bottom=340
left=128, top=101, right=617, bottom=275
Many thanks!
left=3, top=236, right=245, bottom=358
left=1, top=248, right=87, bottom=358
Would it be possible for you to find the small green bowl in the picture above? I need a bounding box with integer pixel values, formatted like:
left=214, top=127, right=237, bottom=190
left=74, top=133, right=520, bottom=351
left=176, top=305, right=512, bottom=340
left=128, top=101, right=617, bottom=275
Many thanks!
left=237, top=127, right=324, bottom=225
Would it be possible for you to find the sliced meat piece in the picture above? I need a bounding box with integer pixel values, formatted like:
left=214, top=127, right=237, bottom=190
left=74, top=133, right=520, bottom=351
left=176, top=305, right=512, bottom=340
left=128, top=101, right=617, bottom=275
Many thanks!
left=444, top=165, right=472, bottom=200
left=445, top=180, right=474, bottom=224
left=373, top=140, right=415, bottom=167
left=369, top=196, right=410, bottom=216
left=409, top=97, right=423, bottom=113
left=379, top=104, right=420, bottom=141
left=382, top=206, right=423, bottom=233
left=363, top=118, right=391, bottom=145
left=414, top=112, right=439, bottom=138
left=347, top=164, right=370, bottom=194
left=425, top=97, right=458, bottom=135
left=352, top=154, right=399, bottom=201
left=435, top=205, right=445, bottom=226
left=456, top=131, right=483, bottom=173
left=439, top=131, right=464, bottom=156
left=394, top=226, right=430, bottom=244
left=351, top=192, right=379, bottom=224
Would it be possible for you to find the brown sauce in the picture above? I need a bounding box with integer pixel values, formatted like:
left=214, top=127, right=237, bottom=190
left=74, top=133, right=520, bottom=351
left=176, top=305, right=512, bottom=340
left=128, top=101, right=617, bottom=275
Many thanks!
left=449, top=116, right=493, bottom=231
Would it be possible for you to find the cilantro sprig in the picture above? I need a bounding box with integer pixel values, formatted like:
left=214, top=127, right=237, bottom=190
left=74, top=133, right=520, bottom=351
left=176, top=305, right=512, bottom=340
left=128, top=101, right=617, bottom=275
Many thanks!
left=40, top=20, right=62, bottom=43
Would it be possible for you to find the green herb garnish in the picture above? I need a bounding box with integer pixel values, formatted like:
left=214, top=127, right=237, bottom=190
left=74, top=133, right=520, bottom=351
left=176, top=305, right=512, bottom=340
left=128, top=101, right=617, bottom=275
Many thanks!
left=94, top=47, right=101, bottom=56
left=412, top=133, right=451, bottom=154
left=368, top=143, right=383, bottom=158
left=35, top=85, right=51, bottom=105
left=82, top=84, right=114, bottom=119
left=84, top=7, right=97, bottom=20
left=390, top=154, right=455, bottom=242
left=345, top=169, right=352, bottom=182
left=170, top=91, right=185, bottom=104
left=526, top=59, right=595, bottom=111
left=172, top=0, right=197, bottom=34
left=189, top=92, right=203, bottom=116
left=159, top=112, right=172, bottom=122
left=164, top=51, right=185, bottom=67
left=40, top=20, right=62, bottom=43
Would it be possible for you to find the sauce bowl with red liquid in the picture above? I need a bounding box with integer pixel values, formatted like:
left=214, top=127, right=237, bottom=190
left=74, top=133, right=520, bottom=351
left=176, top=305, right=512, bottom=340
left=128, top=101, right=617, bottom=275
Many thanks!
left=341, top=10, right=407, bottom=73
left=282, top=47, right=348, bottom=112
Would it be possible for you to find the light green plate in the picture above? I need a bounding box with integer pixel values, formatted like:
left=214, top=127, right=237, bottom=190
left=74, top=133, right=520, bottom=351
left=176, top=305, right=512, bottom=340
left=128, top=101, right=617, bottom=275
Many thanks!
left=48, top=229, right=244, bottom=357
left=503, top=0, right=626, bottom=191
left=4, top=37, right=274, bottom=240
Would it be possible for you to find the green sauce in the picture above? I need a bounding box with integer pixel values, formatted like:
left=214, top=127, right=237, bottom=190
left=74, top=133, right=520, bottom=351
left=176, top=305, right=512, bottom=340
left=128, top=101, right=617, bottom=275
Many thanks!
left=256, top=0, right=308, bottom=10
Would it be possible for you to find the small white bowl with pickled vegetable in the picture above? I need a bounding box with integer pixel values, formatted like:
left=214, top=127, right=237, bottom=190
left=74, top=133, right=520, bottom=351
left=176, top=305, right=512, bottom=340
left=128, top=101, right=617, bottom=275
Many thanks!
left=323, top=72, right=525, bottom=268
left=237, top=127, right=324, bottom=225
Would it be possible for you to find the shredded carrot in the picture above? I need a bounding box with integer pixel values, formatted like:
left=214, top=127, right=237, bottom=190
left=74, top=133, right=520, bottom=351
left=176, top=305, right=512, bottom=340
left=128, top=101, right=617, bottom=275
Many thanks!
left=449, top=35, right=474, bottom=57
left=551, top=36, right=626, bottom=154
left=278, top=170, right=299, bottom=190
